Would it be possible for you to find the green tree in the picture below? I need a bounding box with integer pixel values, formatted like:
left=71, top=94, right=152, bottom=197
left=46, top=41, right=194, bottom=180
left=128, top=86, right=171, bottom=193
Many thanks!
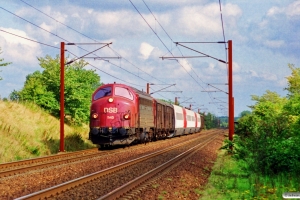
left=285, top=63, right=300, bottom=97
left=0, top=47, right=11, bottom=80
left=239, top=110, right=251, bottom=118
left=204, top=112, right=219, bottom=129
left=9, top=90, right=21, bottom=101
left=248, top=90, right=287, bottom=119
left=234, top=89, right=299, bottom=175
left=17, top=55, right=101, bottom=125
left=231, top=64, right=300, bottom=175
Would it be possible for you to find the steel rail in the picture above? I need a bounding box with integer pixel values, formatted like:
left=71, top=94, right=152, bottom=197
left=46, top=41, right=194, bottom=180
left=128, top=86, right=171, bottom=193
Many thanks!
left=0, top=130, right=212, bottom=178
left=0, top=149, right=107, bottom=178
left=15, top=131, right=218, bottom=200
left=98, top=133, right=220, bottom=200
left=0, top=148, right=98, bottom=172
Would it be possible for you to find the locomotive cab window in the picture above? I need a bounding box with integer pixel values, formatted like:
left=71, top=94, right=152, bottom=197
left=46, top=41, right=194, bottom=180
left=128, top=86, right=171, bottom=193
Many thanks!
left=94, top=87, right=112, bottom=100
left=115, top=87, right=134, bottom=100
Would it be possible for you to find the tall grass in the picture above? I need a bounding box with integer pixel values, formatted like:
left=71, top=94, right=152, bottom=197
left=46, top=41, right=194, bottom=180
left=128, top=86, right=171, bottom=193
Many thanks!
left=0, top=100, right=96, bottom=163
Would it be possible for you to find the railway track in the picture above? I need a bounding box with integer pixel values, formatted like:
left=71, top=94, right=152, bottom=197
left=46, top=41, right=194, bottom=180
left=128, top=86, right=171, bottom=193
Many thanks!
left=100, top=132, right=220, bottom=200
left=0, top=130, right=214, bottom=179
left=14, top=129, right=221, bottom=200
left=0, top=148, right=99, bottom=177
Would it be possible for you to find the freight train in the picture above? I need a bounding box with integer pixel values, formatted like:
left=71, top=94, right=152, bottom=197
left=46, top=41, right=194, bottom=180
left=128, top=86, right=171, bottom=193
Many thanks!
left=89, top=83, right=204, bottom=148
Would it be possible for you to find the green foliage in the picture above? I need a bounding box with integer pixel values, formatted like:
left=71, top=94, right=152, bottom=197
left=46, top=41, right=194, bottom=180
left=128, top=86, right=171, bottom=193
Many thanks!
left=239, top=110, right=251, bottom=117
left=201, top=150, right=300, bottom=200
left=285, top=63, right=300, bottom=97
left=232, top=67, right=300, bottom=175
left=204, top=112, right=219, bottom=129
left=219, top=139, right=234, bottom=154
left=14, top=55, right=101, bottom=125
left=9, top=90, right=21, bottom=101
left=0, top=47, right=12, bottom=80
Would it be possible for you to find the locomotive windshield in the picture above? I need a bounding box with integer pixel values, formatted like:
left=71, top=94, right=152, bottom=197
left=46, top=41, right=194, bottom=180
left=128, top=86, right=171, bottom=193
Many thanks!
left=115, top=86, right=134, bottom=100
left=94, top=86, right=112, bottom=100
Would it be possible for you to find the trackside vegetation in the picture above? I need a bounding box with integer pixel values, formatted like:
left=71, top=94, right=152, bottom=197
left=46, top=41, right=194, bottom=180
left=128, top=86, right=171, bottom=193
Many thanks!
left=0, top=47, right=11, bottom=80
left=0, top=54, right=101, bottom=162
left=10, top=55, right=101, bottom=125
left=0, top=100, right=96, bottom=163
left=201, top=64, right=300, bottom=199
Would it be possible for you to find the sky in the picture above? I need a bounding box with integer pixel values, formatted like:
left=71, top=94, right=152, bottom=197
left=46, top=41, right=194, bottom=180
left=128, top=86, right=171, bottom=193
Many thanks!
left=0, top=0, right=299, bottom=117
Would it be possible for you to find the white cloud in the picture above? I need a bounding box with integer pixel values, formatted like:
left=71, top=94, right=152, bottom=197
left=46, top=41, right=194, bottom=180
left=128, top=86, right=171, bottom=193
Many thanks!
left=261, top=72, right=277, bottom=81
left=286, top=1, right=300, bottom=17
left=246, top=69, right=278, bottom=82
left=206, top=63, right=217, bottom=74
left=233, top=62, right=240, bottom=73
left=264, top=40, right=285, bottom=48
left=267, top=1, right=300, bottom=18
left=168, top=59, right=193, bottom=78
left=0, top=28, right=37, bottom=47
left=248, top=70, right=258, bottom=77
left=139, top=42, right=155, bottom=59
left=40, top=22, right=53, bottom=32
left=0, top=1, right=297, bottom=116
left=0, top=27, right=41, bottom=64
left=234, top=74, right=243, bottom=83
left=95, top=10, right=142, bottom=36
left=259, top=19, right=269, bottom=28
left=223, top=3, right=243, bottom=27
left=177, top=4, right=222, bottom=37
left=178, top=59, right=192, bottom=72
left=267, top=6, right=284, bottom=16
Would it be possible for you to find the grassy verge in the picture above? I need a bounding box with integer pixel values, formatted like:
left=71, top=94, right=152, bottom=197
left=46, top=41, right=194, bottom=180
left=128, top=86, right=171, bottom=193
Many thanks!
left=0, top=100, right=96, bottom=163
left=200, top=149, right=300, bottom=200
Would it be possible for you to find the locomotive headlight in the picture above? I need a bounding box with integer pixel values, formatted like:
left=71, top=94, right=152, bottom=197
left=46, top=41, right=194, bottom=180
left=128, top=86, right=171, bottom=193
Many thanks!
left=92, top=113, right=98, bottom=119
left=123, top=114, right=130, bottom=120
left=108, top=98, right=114, bottom=103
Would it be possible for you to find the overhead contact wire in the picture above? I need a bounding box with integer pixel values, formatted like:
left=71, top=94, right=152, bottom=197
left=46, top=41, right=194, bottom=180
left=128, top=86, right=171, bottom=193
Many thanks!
left=1, top=5, right=152, bottom=89
left=140, top=0, right=228, bottom=112
left=0, top=29, right=59, bottom=49
left=1, top=6, right=145, bottom=88
left=67, top=50, right=144, bottom=87
left=19, top=0, right=171, bottom=91
left=138, top=0, right=208, bottom=93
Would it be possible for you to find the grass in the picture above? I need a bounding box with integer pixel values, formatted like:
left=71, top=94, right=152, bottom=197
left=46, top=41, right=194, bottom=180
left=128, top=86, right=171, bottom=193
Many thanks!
left=0, top=100, right=96, bottom=163
left=199, top=149, right=300, bottom=200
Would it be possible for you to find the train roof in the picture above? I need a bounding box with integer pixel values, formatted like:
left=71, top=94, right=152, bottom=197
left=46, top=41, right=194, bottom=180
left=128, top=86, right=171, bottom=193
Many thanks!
left=130, top=87, right=153, bottom=101
left=98, top=83, right=176, bottom=104
left=155, top=99, right=173, bottom=108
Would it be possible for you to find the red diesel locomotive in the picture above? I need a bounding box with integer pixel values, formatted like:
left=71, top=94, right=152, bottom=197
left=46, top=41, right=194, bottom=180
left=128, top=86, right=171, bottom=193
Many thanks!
left=89, top=83, right=204, bottom=148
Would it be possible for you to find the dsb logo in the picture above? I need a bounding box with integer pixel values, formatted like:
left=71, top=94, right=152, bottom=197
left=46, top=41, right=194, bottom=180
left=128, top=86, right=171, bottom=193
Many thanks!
left=104, top=107, right=118, bottom=113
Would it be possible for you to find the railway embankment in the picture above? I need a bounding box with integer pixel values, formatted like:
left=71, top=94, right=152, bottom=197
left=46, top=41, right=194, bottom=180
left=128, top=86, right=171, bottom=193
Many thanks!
left=0, top=100, right=95, bottom=163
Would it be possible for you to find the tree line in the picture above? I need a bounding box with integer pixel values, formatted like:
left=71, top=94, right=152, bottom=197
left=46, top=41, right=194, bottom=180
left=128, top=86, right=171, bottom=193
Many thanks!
left=232, top=64, right=300, bottom=175
left=9, top=55, right=101, bottom=125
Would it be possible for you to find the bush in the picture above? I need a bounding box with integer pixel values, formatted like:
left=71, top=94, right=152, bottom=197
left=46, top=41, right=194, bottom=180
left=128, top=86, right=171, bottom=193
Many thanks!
left=232, top=94, right=300, bottom=175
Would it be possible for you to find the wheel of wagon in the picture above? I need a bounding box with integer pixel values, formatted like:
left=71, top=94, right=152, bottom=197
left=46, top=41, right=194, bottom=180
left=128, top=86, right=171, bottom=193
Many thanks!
left=99, top=144, right=105, bottom=150
left=144, top=132, right=149, bottom=144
